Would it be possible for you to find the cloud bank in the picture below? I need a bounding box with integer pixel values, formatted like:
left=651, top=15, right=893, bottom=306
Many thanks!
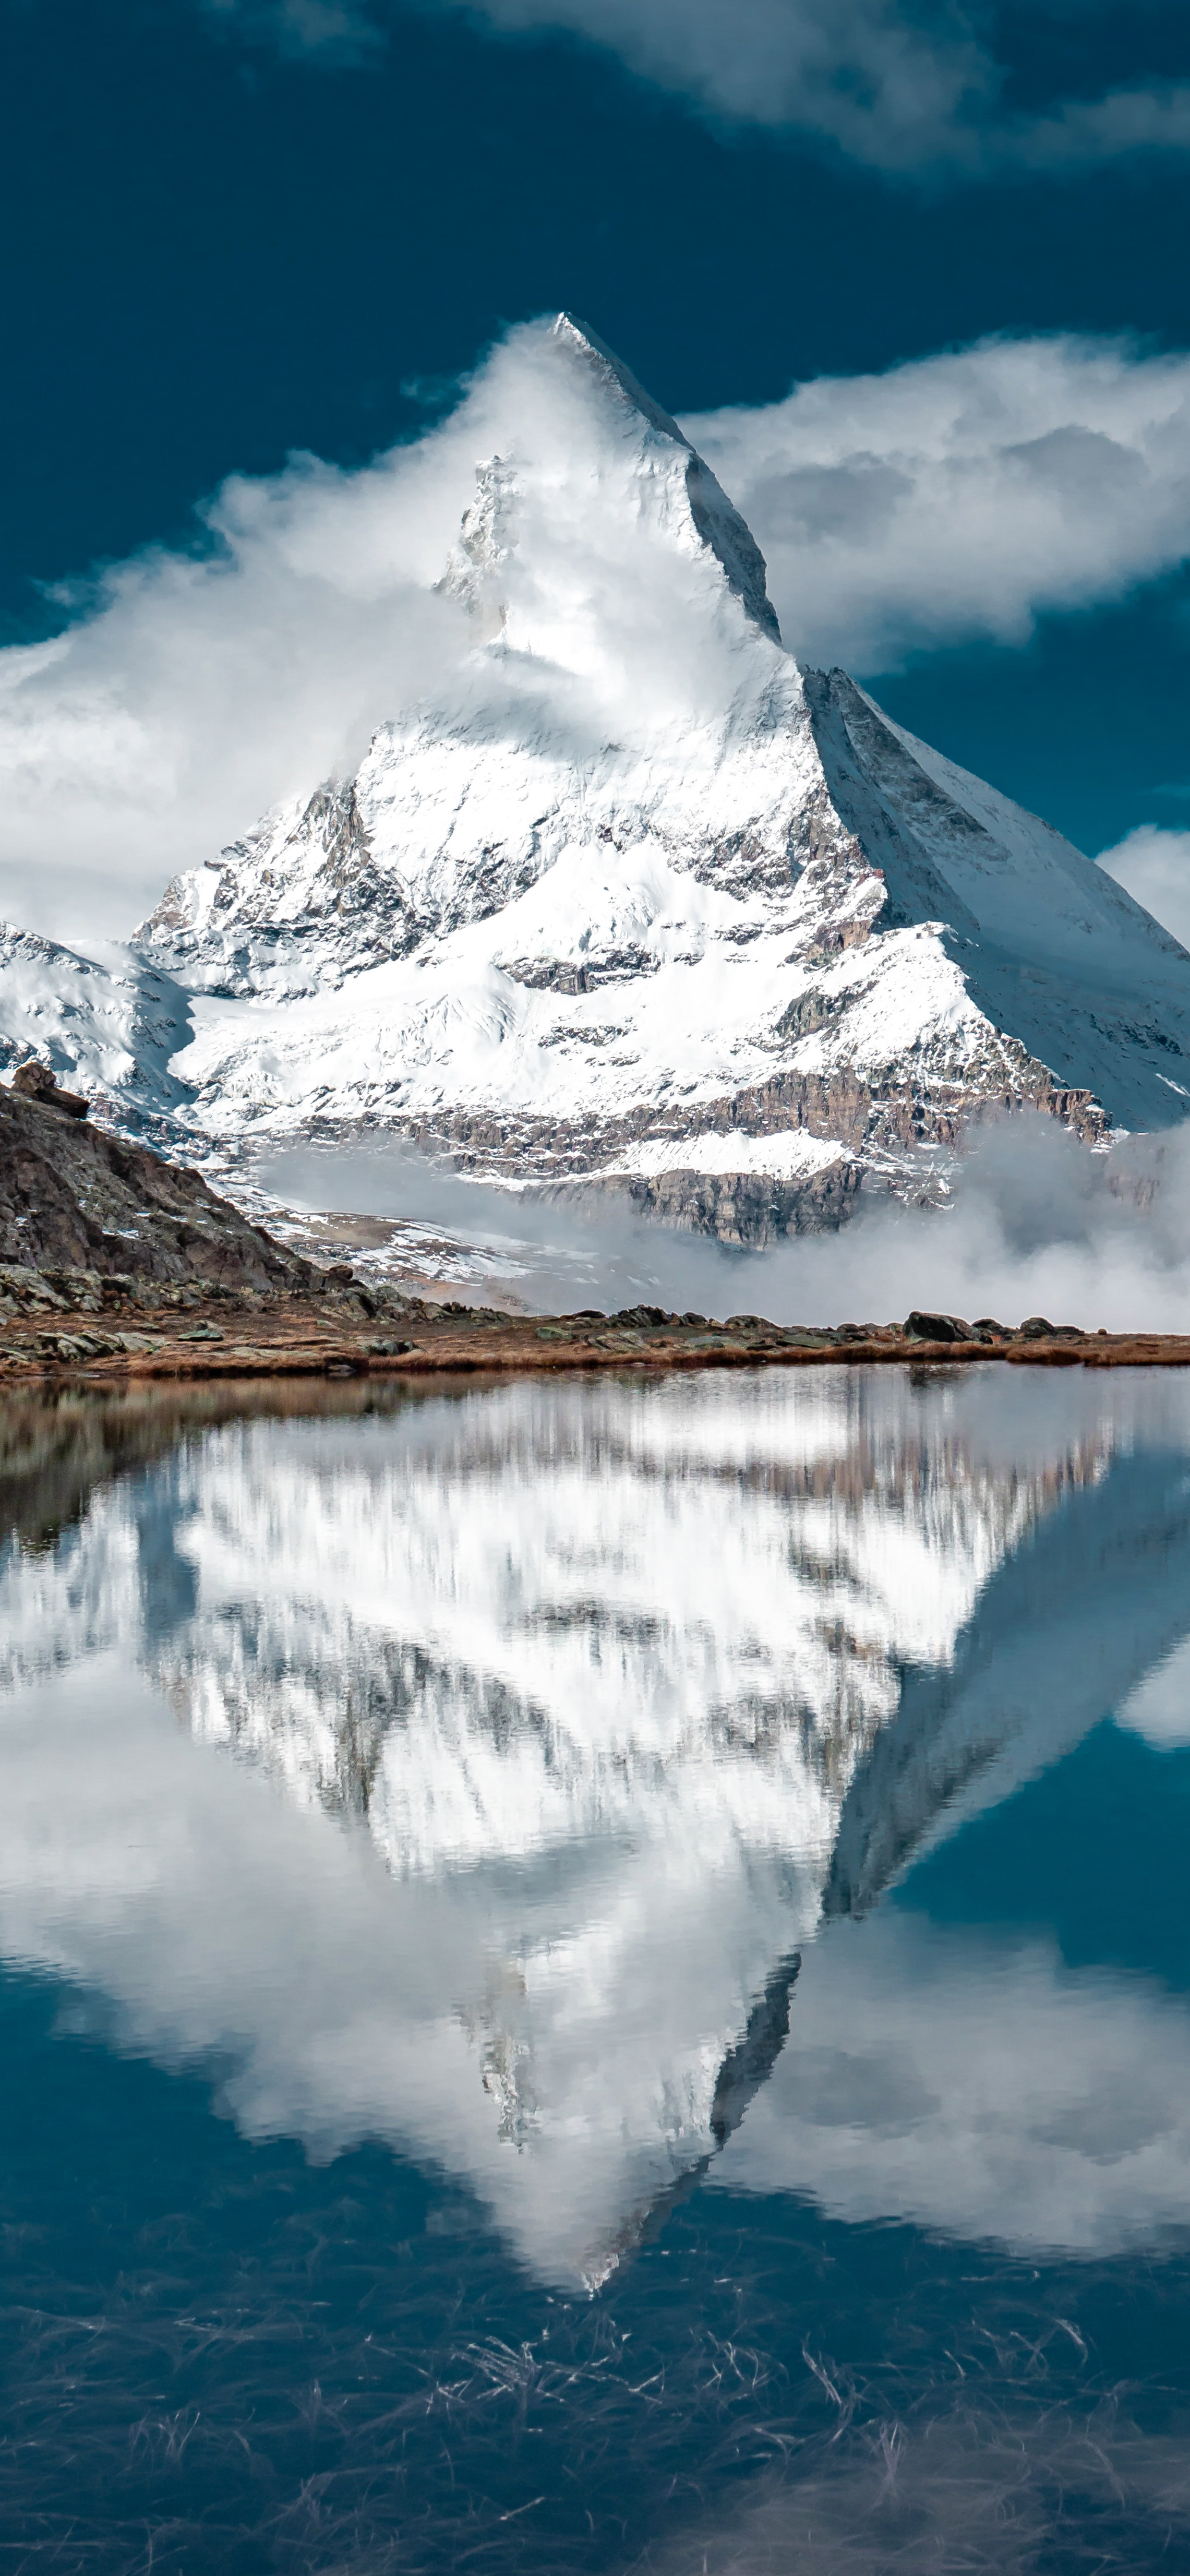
left=4, top=323, right=1190, bottom=945
left=203, top=0, right=1190, bottom=181
left=1098, top=825, right=1190, bottom=955
left=717, top=1905, right=1190, bottom=2255
left=266, top=1111, right=1190, bottom=1334
left=700, top=1115, right=1190, bottom=1334
left=684, top=333, right=1190, bottom=666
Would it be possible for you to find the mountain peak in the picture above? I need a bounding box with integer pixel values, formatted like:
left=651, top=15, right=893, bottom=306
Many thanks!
left=32, top=317, right=1190, bottom=1247
left=551, top=312, right=696, bottom=453
left=552, top=314, right=783, bottom=645
left=440, top=313, right=783, bottom=651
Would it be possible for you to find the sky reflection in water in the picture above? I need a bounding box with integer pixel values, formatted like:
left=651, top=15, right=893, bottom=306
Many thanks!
left=2, top=1364, right=1190, bottom=2571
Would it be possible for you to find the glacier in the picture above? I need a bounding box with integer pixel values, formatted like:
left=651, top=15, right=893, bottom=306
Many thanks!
left=4, top=314, right=1190, bottom=1243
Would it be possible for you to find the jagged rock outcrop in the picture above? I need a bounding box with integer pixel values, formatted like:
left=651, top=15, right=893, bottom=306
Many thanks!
left=0, top=1071, right=312, bottom=1289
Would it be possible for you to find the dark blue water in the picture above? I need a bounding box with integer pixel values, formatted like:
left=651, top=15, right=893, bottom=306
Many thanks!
left=3, top=1367, right=1190, bottom=2572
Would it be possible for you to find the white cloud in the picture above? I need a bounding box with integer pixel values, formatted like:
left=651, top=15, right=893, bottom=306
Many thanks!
left=469, top=0, right=1190, bottom=178
left=716, top=1904, right=1190, bottom=2255
left=449, top=0, right=995, bottom=171
left=0, top=472, right=464, bottom=943
left=1097, top=825, right=1190, bottom=954
left=1011, top=73, right=1190, bottom=173
left=455, top=1, right=1190, bottom=177
left=684, top=334, right=1190, bottom=664
left=1117, top=1633, right=1190, bottom=1747
left=203, top=0, right=1190, bottom=181
left=4, top=320, right=1190, bottom=946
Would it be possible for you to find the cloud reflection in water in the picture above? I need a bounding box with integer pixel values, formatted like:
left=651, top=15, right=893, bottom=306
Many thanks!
left=1, top=1365, right=1189, bottom=2287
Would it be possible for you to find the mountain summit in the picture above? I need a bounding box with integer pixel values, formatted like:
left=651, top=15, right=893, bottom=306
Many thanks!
left=8, top=316, right=1190, bottom=1241
left=544, top=318, right=783, bottom=643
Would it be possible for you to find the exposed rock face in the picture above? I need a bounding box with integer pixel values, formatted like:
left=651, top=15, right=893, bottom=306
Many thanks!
left=6, top=316, right=1190, bottom=1246
left=13, top=1060, right=89, bottom=1118
left=556, top=1154, right=863, bottom=1247
left=0, top=1075, right=312, bottom=1289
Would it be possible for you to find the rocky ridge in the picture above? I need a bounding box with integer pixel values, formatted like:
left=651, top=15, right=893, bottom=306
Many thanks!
left=0, top=1064, right=315, bottom=1292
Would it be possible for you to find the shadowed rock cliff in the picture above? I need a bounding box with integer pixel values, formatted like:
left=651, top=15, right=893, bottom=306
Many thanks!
left=0, top=1072, right=312, bottom=1290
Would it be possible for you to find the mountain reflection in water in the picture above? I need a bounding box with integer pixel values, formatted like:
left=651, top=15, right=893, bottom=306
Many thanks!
left=3, top=1365, right=1190, bottom=2299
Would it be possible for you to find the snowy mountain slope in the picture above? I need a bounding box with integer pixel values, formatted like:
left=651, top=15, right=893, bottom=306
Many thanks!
left=825, top=1434, right=1190, bottom=1917
left=805, top=671, right=1190, bottom=1133
left=0, top=924, right=192, bottom=1134
left=5, top=315, right=1190, bottom=1239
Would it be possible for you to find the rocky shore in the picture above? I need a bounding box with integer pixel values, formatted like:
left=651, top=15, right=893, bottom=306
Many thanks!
left=0, top=1267, right=1186, bottom=1386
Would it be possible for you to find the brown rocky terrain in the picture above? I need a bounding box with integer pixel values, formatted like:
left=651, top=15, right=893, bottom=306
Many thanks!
left=0, top=1065, right=319, bottom=1291
left=0, top=1266, right=1186, bottom=1387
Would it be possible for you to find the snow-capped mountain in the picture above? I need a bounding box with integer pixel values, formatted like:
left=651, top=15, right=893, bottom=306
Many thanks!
left=0, top=922, right=191, bottom=1135
left=5, top=1367, right=1189, bottom=2282
left=5, top=315, right=1190, bottom=1239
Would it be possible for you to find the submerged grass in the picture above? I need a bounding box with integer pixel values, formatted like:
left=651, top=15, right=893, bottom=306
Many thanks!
left=4, top=2052, right=1190, bottom=2576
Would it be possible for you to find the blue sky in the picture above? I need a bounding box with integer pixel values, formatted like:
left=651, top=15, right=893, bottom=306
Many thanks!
left=3, top=0, right=1190, bottom=929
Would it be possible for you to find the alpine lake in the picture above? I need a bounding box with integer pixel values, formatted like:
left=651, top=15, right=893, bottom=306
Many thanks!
left=3, top=1358, right=1190, bottom=2573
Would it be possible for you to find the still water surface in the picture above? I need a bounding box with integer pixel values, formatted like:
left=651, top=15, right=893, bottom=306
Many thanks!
left=3, top=1365, right=1190, bottom=2570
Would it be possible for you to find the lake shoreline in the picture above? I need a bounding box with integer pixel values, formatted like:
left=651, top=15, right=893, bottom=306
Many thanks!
left=3, top=1291, right=1190, bottom=1385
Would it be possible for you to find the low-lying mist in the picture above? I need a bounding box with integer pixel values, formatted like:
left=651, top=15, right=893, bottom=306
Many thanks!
left=260, top=1109, right=1190, bottom=1330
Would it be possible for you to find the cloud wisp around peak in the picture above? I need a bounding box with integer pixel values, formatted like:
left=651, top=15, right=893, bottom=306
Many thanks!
left=3, top=320, right=1190, bottom=942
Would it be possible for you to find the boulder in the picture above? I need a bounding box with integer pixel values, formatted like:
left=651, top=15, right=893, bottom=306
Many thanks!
left=12, top=1062, right=90, bottom=1119
left=904, top=1310, right=971, bottom=1344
